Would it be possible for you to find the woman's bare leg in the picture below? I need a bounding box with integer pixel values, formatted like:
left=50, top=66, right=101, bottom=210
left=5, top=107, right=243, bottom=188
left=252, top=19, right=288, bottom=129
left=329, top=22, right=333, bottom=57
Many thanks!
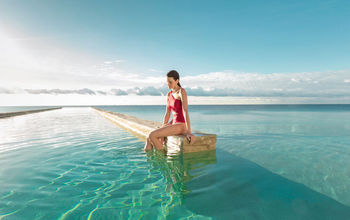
left=143, top=124, right=171, bottom=151
left=143, top=137, right=154, bottom=151
left=158, top=137, right=165, bottom=145
left=152, top=123, right=171, bottom=148
left=148, top=124, right=186, bottom=150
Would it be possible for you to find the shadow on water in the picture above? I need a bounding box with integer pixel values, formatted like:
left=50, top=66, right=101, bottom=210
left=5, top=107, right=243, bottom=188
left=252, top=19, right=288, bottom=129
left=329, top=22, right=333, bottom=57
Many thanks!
left=145, top=148, right=350, bottom=220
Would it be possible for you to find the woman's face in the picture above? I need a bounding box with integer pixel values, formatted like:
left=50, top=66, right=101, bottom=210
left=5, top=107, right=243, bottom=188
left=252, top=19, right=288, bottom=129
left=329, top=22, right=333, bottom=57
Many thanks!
left=167, top=77, right=178, bottom=89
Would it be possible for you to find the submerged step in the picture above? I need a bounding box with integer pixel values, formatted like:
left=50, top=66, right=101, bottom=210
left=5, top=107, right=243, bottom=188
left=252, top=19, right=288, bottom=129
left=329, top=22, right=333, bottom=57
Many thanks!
left=92, top=107, right=216, bottom=153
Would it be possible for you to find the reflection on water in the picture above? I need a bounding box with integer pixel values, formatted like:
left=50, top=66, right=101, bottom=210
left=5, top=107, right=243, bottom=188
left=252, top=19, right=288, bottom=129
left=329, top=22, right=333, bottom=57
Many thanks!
left=146, top=150, right=217, bottom=197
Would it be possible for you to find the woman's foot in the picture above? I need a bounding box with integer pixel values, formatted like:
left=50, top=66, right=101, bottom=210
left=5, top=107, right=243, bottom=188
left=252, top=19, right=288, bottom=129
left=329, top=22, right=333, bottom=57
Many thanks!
left=143, top=146, right=152, bottom=151
left=144, top=145, right=153, bottom=151
left=144, top=138, right=153, bottom=151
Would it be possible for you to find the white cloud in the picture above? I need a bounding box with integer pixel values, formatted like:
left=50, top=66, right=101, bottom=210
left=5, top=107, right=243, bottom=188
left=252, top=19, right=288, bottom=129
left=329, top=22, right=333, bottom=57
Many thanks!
left=1, top=67, right=350, bottom=104
left=103, top=59, right=126, bottom=64
left=1, top=68, right=350, bottom=98
left=148, top=68, right=164, bottom=73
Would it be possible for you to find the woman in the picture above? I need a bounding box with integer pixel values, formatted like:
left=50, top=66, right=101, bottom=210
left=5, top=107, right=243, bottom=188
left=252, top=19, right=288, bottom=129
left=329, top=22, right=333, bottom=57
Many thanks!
left=144, top=70, right=195, bottom=151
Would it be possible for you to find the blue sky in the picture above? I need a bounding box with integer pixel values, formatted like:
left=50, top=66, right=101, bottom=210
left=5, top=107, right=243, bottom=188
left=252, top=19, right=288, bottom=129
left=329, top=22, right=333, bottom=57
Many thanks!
left=0, top=0, right=349, bottom=105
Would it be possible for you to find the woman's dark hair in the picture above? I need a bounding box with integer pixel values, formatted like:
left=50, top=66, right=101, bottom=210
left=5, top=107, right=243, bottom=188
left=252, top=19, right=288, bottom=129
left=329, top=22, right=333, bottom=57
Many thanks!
left=166, top=70, right=181, bottom=87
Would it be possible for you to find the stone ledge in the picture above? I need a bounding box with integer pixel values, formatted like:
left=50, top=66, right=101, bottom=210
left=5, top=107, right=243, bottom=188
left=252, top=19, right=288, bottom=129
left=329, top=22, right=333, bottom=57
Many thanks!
left=0, top=107, right=62, bottom=119
left=92, top=107, right=216, bottom=153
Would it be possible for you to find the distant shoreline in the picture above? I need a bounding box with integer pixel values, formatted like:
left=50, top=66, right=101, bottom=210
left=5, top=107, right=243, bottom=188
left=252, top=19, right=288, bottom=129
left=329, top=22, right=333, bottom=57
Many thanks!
left=1, top=103, right=350, bottom=107
left=0, top=107, right=62, bottom=118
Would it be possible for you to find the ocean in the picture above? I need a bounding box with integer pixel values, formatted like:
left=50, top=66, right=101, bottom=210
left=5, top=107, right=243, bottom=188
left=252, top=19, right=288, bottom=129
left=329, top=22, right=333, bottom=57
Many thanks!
left=0, top=105, right=349, bottom=219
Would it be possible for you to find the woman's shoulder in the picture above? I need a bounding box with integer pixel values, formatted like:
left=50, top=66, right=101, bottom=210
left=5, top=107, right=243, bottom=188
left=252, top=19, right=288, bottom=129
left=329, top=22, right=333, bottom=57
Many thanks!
left=180, top=87, right=187, bottom=95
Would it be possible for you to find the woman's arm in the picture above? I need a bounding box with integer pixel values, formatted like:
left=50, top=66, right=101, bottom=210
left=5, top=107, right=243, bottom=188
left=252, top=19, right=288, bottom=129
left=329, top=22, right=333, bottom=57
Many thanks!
left=180, top=88, right=191, bottom=134
left=163, top=110, right=170, bottom=125
left=163, top=92, right=171, bottom=125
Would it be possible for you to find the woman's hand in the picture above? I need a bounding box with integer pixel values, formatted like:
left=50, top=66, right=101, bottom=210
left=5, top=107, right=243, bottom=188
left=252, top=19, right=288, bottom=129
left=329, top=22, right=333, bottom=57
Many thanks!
left=161, top=123, right=170, bottom=127
left=158, top=122, right=171, bottom=128
left=186, top=133, right=195, bottom=144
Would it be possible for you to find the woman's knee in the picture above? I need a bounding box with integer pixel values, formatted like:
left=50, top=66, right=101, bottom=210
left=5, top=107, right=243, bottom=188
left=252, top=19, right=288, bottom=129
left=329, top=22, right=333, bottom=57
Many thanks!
left=148, top=131, right=156, bottom=140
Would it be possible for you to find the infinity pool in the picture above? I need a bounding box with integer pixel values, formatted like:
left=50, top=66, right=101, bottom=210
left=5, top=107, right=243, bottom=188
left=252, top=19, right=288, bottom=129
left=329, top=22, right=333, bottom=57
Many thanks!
left=0, top=106, right=349, bottom=219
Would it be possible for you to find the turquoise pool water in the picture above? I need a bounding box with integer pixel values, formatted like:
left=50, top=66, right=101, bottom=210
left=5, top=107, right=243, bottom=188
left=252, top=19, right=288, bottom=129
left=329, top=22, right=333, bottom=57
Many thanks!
left=0, top=105, right=350, bottom=219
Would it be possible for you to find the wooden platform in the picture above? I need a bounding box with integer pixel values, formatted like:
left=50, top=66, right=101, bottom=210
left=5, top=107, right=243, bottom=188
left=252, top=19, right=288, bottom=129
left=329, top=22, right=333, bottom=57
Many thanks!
left=0, top=107, right=62, bottom=119
left=92, top=107, right=216, bottom=153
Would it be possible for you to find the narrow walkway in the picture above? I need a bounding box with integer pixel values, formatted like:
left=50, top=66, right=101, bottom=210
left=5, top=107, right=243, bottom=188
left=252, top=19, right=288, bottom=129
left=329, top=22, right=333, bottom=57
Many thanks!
left=92, top=107, right=217, bottom=153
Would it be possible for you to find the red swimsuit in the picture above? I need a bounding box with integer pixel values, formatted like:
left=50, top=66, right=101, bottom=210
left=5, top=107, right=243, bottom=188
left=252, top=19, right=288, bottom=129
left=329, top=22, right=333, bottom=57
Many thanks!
left=167, top=90, right=185, bottom=124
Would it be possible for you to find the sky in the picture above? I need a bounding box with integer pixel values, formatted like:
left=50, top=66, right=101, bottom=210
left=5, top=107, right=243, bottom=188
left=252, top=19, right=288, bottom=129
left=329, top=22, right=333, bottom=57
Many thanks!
left=0, top=0, right=349, bottom=105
